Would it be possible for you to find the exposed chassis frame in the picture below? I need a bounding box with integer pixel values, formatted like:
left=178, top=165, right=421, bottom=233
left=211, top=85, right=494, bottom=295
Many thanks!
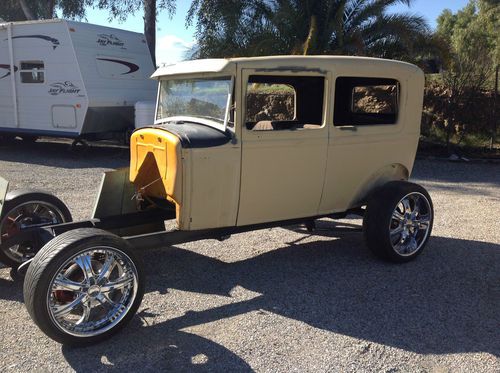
left=11, top=206, right=364, bottom=271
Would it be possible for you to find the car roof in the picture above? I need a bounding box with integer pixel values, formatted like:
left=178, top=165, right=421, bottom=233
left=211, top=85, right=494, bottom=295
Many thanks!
left=151, top=55, right=420, bottom=79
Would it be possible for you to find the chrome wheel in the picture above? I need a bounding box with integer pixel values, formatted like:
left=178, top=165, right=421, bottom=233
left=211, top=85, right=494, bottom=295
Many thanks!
left=389, top=192, right=432, bottom=257
left=47, top=247, right=139, bottom=338
left=0, top=201, right=66, bottom=263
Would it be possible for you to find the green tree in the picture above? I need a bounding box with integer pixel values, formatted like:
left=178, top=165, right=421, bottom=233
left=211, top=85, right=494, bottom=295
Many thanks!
left=186, top=0, right=431, bottom=61
left=95, top=0, right=176, bottom=66
left=0, top=0, right=176, bottom=67
left=0, top=0, right=95, bottom=21
left=436, top=0, right=499, bottom=149
left=437, top=2, right=493, bottom=90
left=0, top=0, right=29, bottom=21
left=437, top=0, right=499, bottom=87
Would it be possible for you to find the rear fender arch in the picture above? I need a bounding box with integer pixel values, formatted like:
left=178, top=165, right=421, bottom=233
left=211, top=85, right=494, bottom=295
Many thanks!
left=349, top=163, right=410, bottom=207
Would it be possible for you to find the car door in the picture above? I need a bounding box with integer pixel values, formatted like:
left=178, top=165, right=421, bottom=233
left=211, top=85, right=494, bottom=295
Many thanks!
left=237, top=68, right=329, bottom=226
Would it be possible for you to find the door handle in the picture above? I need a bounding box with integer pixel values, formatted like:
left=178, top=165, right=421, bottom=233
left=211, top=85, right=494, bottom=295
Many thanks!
left=338, top=125, right=357, bottom=131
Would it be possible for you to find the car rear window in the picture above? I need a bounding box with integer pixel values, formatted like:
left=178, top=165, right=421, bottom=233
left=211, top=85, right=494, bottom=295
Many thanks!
left=334, top=77, right=399, bottom=126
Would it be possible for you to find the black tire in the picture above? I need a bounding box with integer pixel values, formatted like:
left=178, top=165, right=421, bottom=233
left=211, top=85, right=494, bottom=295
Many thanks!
left=20, top=135, right=38, bottom=143
left=0, top=134, right=15, bottom=145
left=24, top=228, right=144, bottom=346
left=0, top=191, right=72, bottom=268
left=70, top=138, right=89, bottom=152
left=363, top=181, right=434, bottom=263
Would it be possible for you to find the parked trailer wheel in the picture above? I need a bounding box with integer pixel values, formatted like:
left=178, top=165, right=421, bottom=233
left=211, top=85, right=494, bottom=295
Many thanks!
left=0, top=134, right=15, bottom=145
left=24, top=228, right=144, bottom=346
left=363, top=181, right=433, bottom=263
left=0, top=191, right=72, bottom=268
left=20, top=135, right=38, bottom=143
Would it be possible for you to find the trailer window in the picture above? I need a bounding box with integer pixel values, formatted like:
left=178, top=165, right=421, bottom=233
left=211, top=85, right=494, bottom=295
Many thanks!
left=20, top=61, right=44, bottom=83
left=334, top=77, right=399, bottom=126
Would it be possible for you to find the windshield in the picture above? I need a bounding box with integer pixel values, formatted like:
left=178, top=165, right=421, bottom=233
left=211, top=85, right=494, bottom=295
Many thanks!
left=156, top=77, right=232, bottom=125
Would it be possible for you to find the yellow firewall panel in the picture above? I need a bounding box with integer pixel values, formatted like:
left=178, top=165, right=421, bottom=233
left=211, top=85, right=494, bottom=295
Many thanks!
left=129, top=128, right=182, bottom=204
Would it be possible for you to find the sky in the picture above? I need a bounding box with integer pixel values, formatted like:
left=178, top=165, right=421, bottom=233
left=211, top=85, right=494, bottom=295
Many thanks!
left=85, top=0, right=470, bottom=66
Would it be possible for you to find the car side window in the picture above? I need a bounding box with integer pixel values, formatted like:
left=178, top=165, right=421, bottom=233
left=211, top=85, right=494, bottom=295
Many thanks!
left=334, top=77, right=399, bottom=126
left=246, top=75, right=325, bottom=131
left=20, top=61, right=45, bottom=83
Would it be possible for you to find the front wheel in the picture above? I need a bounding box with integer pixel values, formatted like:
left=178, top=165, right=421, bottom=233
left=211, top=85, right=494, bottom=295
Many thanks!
left=24, top=228, right=144, bottom=346
left=0, top=191, right=72, bottom=268
left=363, top=181, right=434, bottom=263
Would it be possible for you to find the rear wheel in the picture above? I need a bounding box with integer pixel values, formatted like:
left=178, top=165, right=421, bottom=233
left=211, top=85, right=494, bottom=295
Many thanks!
left=363, top=181, right=433, bottom=262
left=0, top=191, right=72, bottom=268
left=24, top=228, right=144, bottom=346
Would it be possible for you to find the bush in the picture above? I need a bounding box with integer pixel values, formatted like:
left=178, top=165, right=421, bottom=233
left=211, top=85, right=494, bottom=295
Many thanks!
left=422, top=81, right=499, bottom=150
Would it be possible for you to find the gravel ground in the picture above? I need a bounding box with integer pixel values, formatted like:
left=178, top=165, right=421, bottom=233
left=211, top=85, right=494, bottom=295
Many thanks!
left=0, top=139, right=499, bottom=372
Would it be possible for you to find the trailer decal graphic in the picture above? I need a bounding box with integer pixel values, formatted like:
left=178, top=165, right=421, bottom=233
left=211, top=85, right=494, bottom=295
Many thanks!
left=0, top=64, right=18, bottom=79
left=96, top=58, right=140, bottom=75
left=7, top=35, right=60, bottom=49
left=48, top=81, right=81, bottom=95
left=97, top=34, right=126, bottom=49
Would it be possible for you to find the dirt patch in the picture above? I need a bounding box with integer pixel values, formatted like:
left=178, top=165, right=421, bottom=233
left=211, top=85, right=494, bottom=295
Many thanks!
left=246, top=92, right=294, bottom=121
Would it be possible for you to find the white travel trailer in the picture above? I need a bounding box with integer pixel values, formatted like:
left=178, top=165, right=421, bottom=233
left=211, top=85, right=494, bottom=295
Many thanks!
left=0, top=19, right=156, bottom=141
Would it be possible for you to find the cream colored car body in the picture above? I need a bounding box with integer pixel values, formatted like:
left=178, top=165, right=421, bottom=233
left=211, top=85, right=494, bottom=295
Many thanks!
left=145, top=56, right=424, bottom=231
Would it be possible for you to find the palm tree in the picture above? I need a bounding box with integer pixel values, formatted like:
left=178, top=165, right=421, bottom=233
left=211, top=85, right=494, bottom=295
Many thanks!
left=187, top=0, right=431, bottom=62
left=143, top=0, right=157, bottom=66
left=95, top=0, right=176, bottom=66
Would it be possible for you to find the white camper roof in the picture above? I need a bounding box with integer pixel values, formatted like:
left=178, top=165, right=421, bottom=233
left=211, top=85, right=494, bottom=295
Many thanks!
left=0, top=18, right=65, bottom=27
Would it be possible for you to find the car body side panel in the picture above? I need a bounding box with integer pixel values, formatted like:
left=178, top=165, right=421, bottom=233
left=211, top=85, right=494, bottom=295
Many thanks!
left=318, top=65, right=424, bottom=213
left=237, top=130, right=328, bottom=225
left=318, top=138, right=416, bottom=214
left=180, top=143, right=241, bottom=230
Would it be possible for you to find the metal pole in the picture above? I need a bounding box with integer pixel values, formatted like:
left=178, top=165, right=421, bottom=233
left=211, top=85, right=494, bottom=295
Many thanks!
left=493, top=65, right=498, bottom=148
left=7, top=23, right=19, bottom=128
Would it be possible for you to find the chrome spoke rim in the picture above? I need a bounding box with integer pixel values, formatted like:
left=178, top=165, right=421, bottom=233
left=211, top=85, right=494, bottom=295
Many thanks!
left=97, top=254, right=116, bottom=282
left=100, top=274, right=135, bottom=293
left=389, top=192, right=432, bottom=256
left=392, top=210, right=405, bottom=222
left=0, top=201, right=66, bottom=262
left=47, top=247, right=138, bottom=337
left=79, top=300, right=92, bottom=325
left=53, top=293, right=87, bottom=318
left=53, top=274, right=87, bottom=292
left=74, top=254, right=95, bottom=281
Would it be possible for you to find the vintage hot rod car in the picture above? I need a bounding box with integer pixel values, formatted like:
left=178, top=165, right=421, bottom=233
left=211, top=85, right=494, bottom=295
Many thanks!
left=0, top=56, right=433, bottom=345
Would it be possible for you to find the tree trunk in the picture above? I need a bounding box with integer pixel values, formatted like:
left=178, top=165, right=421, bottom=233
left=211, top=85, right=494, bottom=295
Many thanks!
left=18, top=0, right=36, bottom=20
left=45, top=0, right=56, bottom=18
left=143, top=0, right=157, bottom=66
left=303, top=15, right=317, bottom=55
left=445, top=92, right=455, bottom=154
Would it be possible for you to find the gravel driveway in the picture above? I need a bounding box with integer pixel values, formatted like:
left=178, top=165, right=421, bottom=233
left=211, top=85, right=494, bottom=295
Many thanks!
left=0, top=139, right=499, bottom=372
